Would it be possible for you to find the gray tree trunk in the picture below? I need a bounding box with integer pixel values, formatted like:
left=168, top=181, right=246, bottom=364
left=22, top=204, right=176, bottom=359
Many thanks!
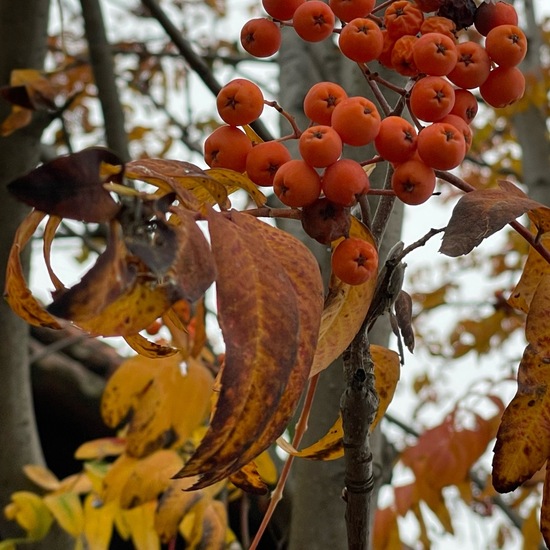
left=0, top=2, right=69, bottom=548
left=277, top=25, right=404, bottom=549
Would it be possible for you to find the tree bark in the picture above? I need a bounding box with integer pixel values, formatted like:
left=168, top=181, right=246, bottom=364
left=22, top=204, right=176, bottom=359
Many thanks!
left=0, top=1, right=70, bottom=546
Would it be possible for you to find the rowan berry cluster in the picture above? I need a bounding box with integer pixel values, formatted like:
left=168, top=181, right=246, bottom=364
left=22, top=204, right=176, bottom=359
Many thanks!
left=203, top=0, right=526, bottom=286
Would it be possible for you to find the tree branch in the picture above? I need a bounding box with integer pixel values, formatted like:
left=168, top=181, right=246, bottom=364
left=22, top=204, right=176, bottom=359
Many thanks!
left=80, top=0, right=130, bottom=160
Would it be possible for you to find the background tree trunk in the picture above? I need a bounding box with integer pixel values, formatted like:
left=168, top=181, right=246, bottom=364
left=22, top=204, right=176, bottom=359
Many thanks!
left=277, top=24, right=404, bottom=549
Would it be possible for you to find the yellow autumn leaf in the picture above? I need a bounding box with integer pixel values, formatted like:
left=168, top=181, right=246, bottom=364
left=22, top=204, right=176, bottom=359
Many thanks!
left=122, top=501, right=160, bottom=550
left=124, top=333, right=177, bottom=359
left=43, top=492, right=84, bottom=537
left=4, top=491, right=53, bottom=541
left=120, top=450, right=183, bottom=509
left=310, top=217, right=378, bottom=377
left=205, top=167, right=267, bottom=207
left=102, top=454, right=139, bottom=504
left=522, top=503, right=543, bottom=550
left=370, top=345, right=400, bottom=431
left=83, top=495, right=116, bottom=550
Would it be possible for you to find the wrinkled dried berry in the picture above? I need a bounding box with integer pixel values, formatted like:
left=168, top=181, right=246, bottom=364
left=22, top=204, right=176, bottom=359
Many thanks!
left=437, top=0, right=476, bottom=30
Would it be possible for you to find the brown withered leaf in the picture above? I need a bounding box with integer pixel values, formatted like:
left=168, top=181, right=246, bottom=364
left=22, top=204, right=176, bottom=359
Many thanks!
left=125, top=159, right=228, bottom=208
left=229, top=462, right=269, bottom=495
left=8, top=147, right=123, bottom=222
left=202, top=211, right=324, bottom=480
left=4, top=210, right=61, bottom=329
left=0, top=69, right=58, bottom=110
left=310, top=218, right=378, bottom=377
left=174, top=209, right=300, bottom=487
left=440, top=181, right=547, bottom=257
left=394, top=290, right=414, bottom=352
left=492, top=345, right=550, bottom=493
left=124, top=333, right=177, bottom=358
left=525, top=273, right=550, bottom=350
left=508, top=233, right=550, bottom=313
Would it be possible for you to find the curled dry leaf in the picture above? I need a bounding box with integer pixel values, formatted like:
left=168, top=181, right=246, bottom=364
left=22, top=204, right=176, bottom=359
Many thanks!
left=440, top=181, right=548, bottom=257
left=178, top=210, right=309, bottom=488
left=8, top=147, right=123, bottom=223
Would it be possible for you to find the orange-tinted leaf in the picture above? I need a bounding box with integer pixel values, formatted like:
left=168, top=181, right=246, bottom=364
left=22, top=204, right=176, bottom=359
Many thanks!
left=22, top=465, right=60, bottom=491
left=416, top=481, right=453, bottom=534
left=310, top=217, right=378, bottom=377
left=120, top=450, right=183, bottom=509
left=508, top=233, right=550, bottom=313
left=493, top=345, right=550, bottom=493
left=83, top=495, right=116, bottom=550
left=125, top=159, right=228, bottom=208
left=74, top=437, right=126, bottom=460
left=154, top=478, right=202, bottom=543
left=371, top=345, right=400, bottom=431
left=394, top=482, right=418, bottom=517
left=124, top=333, right=177, bottom=358
left=43, top=492, right=84, bottom=537
left=205, top=168, right=267, bottom=207
left=175, top=209, right=300, bottom=487
left=440, top=181, right=547, bottom=257
left=0, top=105, right=33, bottom=136
left=525, top=273, right=550, bottom=350
left=278, top=415, right=344, bottom=461
left=1, top=69, right=57, bottom=110
left=4, top=210, right=61, bottom=329
left=8, top=148, right=123, bottom=222
left=42, top=216, right=65, bottom=292
left=372, top=506, right=400, bottom=550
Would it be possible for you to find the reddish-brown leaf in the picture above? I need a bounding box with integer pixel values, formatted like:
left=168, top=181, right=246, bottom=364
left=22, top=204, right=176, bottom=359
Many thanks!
left=8, top=148, right=123, bottom=222
left=440, top=182, right=547, bottom=257
left=175, top=209, right=301, bottom=487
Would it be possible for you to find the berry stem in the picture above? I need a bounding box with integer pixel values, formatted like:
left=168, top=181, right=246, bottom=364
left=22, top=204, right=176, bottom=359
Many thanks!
left=264, top=99, right=303, bottom=138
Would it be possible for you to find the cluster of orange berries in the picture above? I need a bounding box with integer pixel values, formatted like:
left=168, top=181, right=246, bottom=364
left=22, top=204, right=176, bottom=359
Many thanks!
left=203, top=0, right=526, bottom=286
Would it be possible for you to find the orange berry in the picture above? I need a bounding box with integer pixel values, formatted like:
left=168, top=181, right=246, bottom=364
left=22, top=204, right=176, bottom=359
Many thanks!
left=262, top=0, right=305, bottom=21
left=245, top=141, right=292, bottom=186
left=474, top=1, right=518, bottom=36
left=299, top=125, right=343, bottom=167
left=412, top=32, right=458, bottom=76
left=331, top=96, right=381, bottom=146
left=378, top=29, right=397, bottom=68
left=449, top=88, right=478, bottom=124
left=338, top=17, right=383, bottom=63
left=415, top=0, right=443, bottom=12
left=293, top=1, right=335, bottom=42
left=447, top=41, right=491, bottom=89
left=240, top=18, right=282, bottom=58
left=420, top=16, right=456, bottom=41
left=409, top=76, right=455, bottom=122
left=485, top=24, right=527, bottom=67
left=479, top=66, right=525, bottom=108
left=322, top=159, right=370, bottom=206
left=303, top=81, right=348, bottom=125
left=391, top=159, right=436, bottom=205
left=391, top=35, right=420, bottom=77
left=384, top=1, right=424, bottom=40
left=436, top=114, right=472, bottom=152
left=273, top=159, right=322, bottom=207
left=329, top=0, right=375, bottom=21
left=204, top=125, right=252, bottom=172
left=331, top=237, right=378, bottom=285
left=374, top=116, right=417, bottom=163
left=216, top=79, right=264, bottom=126
left=417, top=122, right=466, bottom=170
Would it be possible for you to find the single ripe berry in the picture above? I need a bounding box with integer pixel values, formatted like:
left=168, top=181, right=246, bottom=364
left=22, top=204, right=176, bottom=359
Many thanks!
left=331, top=237, right=379, bottom=286
left=409, top=76, right=456, bottom=123
left=384, top=1, right=424, bottom=40
left=447, top=41, right=491, bottom=89
left=245, top=141, right=292, bottom=187
left=240, top=18, right=282, bottom=58
left=485, top=24, right=527, bottom=68
left=293, top=1, right=335, bottom=42
left=374, top=116, right=417, bottom=163
left=331, top=96, right=381, bottom=146
left=262, top=0, right=305, bottom=21
left=392, top=159, right=436, bottom=205
left=303, top=81, right=348, bottom=125
left=204, top=126, right=253, bottom=172
left=299, top=125, right=343, bottom=167
left=474, top=1, right=518, bottom=36
left=329, top=0, right=375, bottom=22
left=479, top=66, right=525, bottom=108
left=338, top=17, right=384, bottom=63
left=412, top=32, right=458, bottom=76
left=216, top=79, right=264, bottom=126
left=417, top=122, right=466, bottom=170
left=273, top=159, right=322, bottom=207
left=450, top=88, right=478, bottom=124
left=322, top=159, right=370, bottom=206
